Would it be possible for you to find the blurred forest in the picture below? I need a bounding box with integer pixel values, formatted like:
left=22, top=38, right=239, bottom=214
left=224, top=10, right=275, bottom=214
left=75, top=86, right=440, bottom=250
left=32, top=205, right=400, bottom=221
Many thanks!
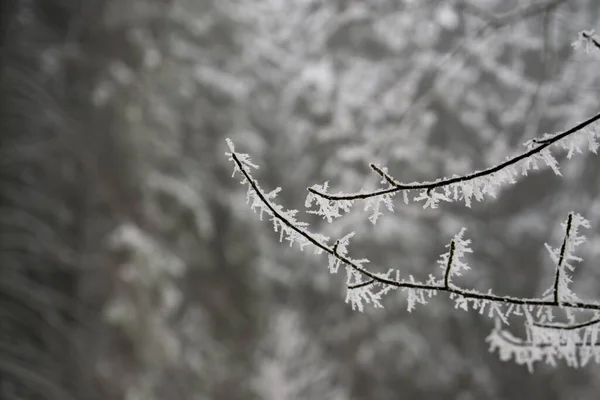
left=1, top=0, right=600, bottom=399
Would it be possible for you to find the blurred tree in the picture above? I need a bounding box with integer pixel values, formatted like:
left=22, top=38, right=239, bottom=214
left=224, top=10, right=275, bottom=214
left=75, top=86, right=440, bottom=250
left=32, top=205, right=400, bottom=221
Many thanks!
left=252, top=307, right=347, bottom=400
left=0, top=0, right=134, bottom=398
left=226, top=0, right=600, bottom=398
left=3, top=0, right=600, bottom=399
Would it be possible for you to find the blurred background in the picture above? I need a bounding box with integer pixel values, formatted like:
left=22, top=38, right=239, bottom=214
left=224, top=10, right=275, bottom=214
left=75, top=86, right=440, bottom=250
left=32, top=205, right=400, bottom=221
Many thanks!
left=1, top=0, right=600, bottom=399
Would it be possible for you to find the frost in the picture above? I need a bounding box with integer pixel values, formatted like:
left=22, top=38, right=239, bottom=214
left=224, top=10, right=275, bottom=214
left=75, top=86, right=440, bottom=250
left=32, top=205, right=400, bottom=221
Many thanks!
left=539, top=148, right=561, bottom=175
left=344, top=265, right=392, bottom=312
left=572, top=30, right=599, bottom=54
left=305, top=182, right=354, bottom=223
left=327, top=232, right=354, bottom=273
left=226, top=138, right=259, bottom=179
left=488, top=316, right=600, bottom=370
left=253, top=309, right=347, bottom=400
left=541, top=213, right=590, bottom=307
left=227, top=139, right=330, bottom=255
left=437, top=227, right=472, bottom=283
left=306, top=118, right=600, bottom=212
left=364, top=193, right=394, bottom=224
left=413, top=188, right=451, bottom=209
left=228, top=43, right=600, bottom=367
left=403, top=274, right=439, bottom=313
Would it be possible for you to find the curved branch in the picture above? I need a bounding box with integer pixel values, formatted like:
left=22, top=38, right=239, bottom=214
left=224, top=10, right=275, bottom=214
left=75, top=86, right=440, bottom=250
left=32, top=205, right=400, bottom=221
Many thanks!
left=346, top=275, right=600, bottom=311
left=444, top=240, right=456, bottom=289
left=553, top=213, right=573, bottom=304
left=534, top=318, right=600, bottom=331
left=230, top=150, right=600, bottom=314
left=230, top=152, right=381, bottom=284
left=582, top=31, right=600, bottom=50
left=308, top=110, right=600, bottom=201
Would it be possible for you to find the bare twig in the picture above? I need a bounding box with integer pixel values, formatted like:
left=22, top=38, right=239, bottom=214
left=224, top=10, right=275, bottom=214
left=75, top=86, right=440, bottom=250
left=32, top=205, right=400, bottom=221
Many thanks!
left=553, top=213, right=573, bottom=304
left=444, top=240, right=456, bottom=289
left=582, top=31, right=600, bottom=50
left=370, top=164, right=396, bottom=187
left=535, top=318, right=600, bottom=331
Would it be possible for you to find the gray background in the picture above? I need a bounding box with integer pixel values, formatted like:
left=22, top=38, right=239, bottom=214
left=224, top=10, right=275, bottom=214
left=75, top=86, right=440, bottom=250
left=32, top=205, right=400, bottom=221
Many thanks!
left=1, top=0, right=600, bottom=399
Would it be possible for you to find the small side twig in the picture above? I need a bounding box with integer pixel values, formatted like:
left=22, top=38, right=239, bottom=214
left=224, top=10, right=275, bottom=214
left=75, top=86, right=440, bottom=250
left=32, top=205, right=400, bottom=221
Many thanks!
left=582, top=31, right=600, bottom=50
left=370, top=164, right=397, bottom=187
left=444, top=240, right=456, bottom=289
left=308, top=111, right=600, bottom=202
left=535, top=318, right=600, bottom=331
left=553, top=213, right=573, bottom=304
left=230, top=147, right=600, bottom=333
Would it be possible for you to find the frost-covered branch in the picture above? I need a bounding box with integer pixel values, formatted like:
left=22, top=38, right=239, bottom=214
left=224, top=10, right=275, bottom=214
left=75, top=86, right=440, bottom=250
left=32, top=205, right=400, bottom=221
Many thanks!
left=227, top=139, right=598, bottom=308
left=228, top=29, right=600, bottom=369
left=307, top=32, right=600, bottom=217
left=583, top=32, right=600, bottom=50
left=552, top=213, right=573, bottom=305
left=344, top=213, right=599, bottom=313
left=576, top=30, right=600, bottom=53
left=535, top=318, right=600, bottom=331
left=308, top=110, right=600, bottom=209
left=227, top=136, right=600, bottom=368
left=443, top=240, right=456, bottom=289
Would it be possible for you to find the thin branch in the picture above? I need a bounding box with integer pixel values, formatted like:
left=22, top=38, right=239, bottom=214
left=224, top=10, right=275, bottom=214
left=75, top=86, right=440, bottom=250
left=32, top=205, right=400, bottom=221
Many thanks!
left=444, top=240, right=456, bottom=289
left=231, top=152, right=380, bottom=284
left=370, top=164, right=396, bottom=187
left=348, top=279, right=377, bottom=290
left=532, top=137, right=552, bottom=145
left=369, top=0, right=566, bottom=164
left=308, top=110, right=600, bottom=201
left=553, top=213, right=573, bottom=304
left=230, top=150, right=600, bottom=315
left=582, top=31, right=600, bottom=50
left=347, top=279, right=375, bottom=290
left=333, top=239, right=340, bottom=255
left=535, top=318, right=600, bottom=331
left=347, top=274, right=600, bottom=311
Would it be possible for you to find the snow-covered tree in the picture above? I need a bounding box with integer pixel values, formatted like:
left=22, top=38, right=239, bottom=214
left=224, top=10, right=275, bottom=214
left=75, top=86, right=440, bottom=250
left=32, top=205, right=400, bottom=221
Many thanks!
left=252, top=307, right=347, bottom=400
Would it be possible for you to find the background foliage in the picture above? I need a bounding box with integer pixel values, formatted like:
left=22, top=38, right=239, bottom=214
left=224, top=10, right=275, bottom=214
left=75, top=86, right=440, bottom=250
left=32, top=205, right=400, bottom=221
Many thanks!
left=1, top=0, right=600, bottom=398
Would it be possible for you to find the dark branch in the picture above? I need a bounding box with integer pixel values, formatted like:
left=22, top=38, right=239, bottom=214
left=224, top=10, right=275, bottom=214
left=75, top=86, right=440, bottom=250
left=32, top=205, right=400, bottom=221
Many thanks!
left=494, top=329, right=600, bottom=348
left=232, top=152, right=382, bottom=285
left=535, top=318, right=600, bottom=331
left=231, top=150, right=600, bottom=316
left=370, top=164, right=396, bottom=187
left=553, top=213, right=573, bottom=304
left=444, top=240, right=455, bottom=289
left=308, top=111, right=600, bottom=202
left=348, top=279, right=376, bottom=290
left=348, top=275, right=600, bottom=311
left=582, top=31, right=600, bottom=50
